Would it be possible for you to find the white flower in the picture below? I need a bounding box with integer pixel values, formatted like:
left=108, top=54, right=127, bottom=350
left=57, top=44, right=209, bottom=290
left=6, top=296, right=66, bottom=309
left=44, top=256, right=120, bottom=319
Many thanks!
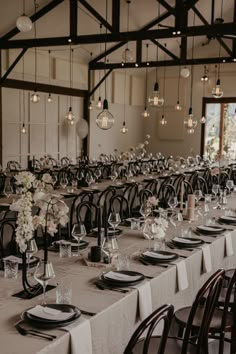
left=147, top=196, right=158, bottom=207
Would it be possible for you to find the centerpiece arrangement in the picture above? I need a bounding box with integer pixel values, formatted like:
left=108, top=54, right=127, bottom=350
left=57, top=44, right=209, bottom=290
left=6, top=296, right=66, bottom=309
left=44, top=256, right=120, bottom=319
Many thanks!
left=10, top=171, right=69, bottom=299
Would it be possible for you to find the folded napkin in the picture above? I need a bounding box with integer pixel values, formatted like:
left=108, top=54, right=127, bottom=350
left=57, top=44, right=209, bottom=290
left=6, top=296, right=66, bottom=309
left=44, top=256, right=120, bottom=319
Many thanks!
left=143, top=251, right=174, bottom=260
left=62, top=318, right=92, bottom=354
left=200, top=245, right=212, bottom=273
left=174, top=260, right=189, bottom=291
left=225, top=232, right=234, bottom=257
left=220, top=216, right=236, bottom=222
left=173, top=237, right=200, bottom=244
left=104, top=271, right=141, bottom=282
left=27, top=305, right=74, bottom=321
left=197, top=225, right=223, bottom=232
left=137, top=282, right=152, bottom=321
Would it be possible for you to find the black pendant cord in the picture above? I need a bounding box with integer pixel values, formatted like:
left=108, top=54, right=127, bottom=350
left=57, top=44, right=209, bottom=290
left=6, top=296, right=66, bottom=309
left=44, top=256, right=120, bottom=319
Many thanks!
left=155, top=1, right=161, bottom=85
left=177, top=64, right=181, bottom=103
left=34, top=0, right=37, bottom=88
left=162, top=44, right=167, bottom=116
left=190, top=13, right=196, bottom=109
left=217, top=0, right=224, bottom=79
left=123, top=69, right=127, bottom=125
left=145, top=44, right=149, bottom=106
left=104, top=0, right=108, bottom=101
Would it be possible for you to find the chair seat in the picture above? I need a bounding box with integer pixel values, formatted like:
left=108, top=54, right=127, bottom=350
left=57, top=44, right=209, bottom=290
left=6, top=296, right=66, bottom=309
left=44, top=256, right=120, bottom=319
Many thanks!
left=132, top=336, right=198, bottom=354
left=175, top=306, right=233, bottom=332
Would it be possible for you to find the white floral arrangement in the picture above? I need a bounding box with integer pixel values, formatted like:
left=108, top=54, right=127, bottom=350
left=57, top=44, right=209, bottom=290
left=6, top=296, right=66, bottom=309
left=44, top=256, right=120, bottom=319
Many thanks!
left=146, top=196, right=158, bottom=208
left=10, top=171, right=69, bottom=253
left=145, top=196, right=168, bottom=239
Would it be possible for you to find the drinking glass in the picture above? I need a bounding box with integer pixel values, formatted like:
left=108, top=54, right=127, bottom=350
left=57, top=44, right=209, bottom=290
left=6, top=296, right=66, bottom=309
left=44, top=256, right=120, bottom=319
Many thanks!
left=4, top=180, right=13, bottom=198
left=194, top=190, right=203, bottom=205
left=60, top=176, right=68, bottom=189
left=110, top=170, right=118, bottom=183
left=102, top=237, right=118, bottom=264
left=168, top=196, right=178, bottom=212
left=56, top=279, right=72, bottom=304
left=143, top=219, right=154, bottom=250
left=140, top=203, right=152, bottom=219
left=94, top=169, right=101, bottom=183
left=212, top=184, right=220, bottom=209
left=226, top=180, right=234, bottom=194
left=26, top=239, right=38, bottom=275
left=86, top=174, right=94, bottom=187
left=71, top=223, right=86, bottom=256
left=52, top=175, right=57, bottom=187
left=108, top=212, right=121, bottom=235
left=34, top=261, right=55, bottom=305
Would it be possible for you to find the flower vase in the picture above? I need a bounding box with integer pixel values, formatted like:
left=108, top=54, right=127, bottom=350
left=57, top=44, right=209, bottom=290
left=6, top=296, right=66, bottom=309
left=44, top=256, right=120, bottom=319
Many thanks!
left=21, top=252, right=42, bottom=299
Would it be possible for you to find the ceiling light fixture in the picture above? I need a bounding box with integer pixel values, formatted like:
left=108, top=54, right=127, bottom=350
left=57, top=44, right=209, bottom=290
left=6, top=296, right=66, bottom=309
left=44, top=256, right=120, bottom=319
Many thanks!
left=175, top=64, right=182, bottom=111
left=160, top=43, right=167, bottom=125
left=30, top=1, right=40, bottom=104
left=65, top=46, right=75, bottom=124
left=96, top=0, right=114, bottom=130
left=180, top=66, right=190, bottom=78
left=21, top=55, right=27, bottom=134
left=96, top=25, right=103, bottom=109
left=47, top=50, right=53, bottom=103
left=148, top=2, right=164, bottom=107
left=142, top=44, right=150, bottom=118
left=184, top=13, right=197, bottom=134
left=201, top=65, right=209, bottom=82
left=212, top=0, right=224, bottom=99
left=16, top=0, right=33, bottom=33
left=121, top=70, right=128, bottom=134
left=200, top=66, right=207, bottom=124
left=121, top=1, right=133, bottom=63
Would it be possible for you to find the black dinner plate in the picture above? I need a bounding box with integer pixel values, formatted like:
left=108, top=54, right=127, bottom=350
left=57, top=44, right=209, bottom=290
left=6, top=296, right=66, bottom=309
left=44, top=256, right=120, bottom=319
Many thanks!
left=142, top=250, right=178, bottom=263
left=22, top=304, right=81, bottom=328
left=100, top=270, right=145, bottom=287
left=196, top=225, right=225, bottom=234
left=218, top=216, right=236, bottom=224
left=51, top=240, right=89, bottom=251
left=172, top=237, right=204, bottom=248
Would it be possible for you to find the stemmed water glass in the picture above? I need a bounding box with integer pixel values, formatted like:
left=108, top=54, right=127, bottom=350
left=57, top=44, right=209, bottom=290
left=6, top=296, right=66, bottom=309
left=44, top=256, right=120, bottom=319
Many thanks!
left=51, top=175, right=57, bottom=187
left=26, top=239, right=38, bottom=275
left=212, top=184, right=220, bottom=209
left=71, top=223, right=87, bottom=255
left=108, top=212, right=121, bottom=237
left=143, top=219, right=155, bottom=250
left=94, top=169, right=101, bottom=184
left=226, top=180, right=234, bottom=194
left=140, top=203, right=152, bottom=219
left=34, top=260, right=55, bottom=305
left=4, top=180, right=13, bottom=198
left=60, top=176, right=68, bottom=190
left=168, top=196, right=178, bottom=212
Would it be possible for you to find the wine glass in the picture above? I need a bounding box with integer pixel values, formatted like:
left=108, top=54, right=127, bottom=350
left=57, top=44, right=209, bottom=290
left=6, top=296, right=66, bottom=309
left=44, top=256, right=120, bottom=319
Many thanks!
left=60, top=176, right=68, bottom=190
left=4, top=180, right=13, bottom=198
left=140, top=203, right=152, bottom=219
left=51, top=175, right=57, bottom=187
left=143, top=219, right=154, bottom=250
left=71, top=223, right=87, bottom=255
left=110, top=170, right=118, bottom=183
left=212, top=184, right=220, bottom=209
left=94, top=169, right=101, bottom=184
left=108, top=212, right=121, bottom=236
left=34, top=260, right=55, bottom=304
left=26, top=239, right=38, bottom=275
left=168, top=196, right=178, bottom=212
left=226, top=180, right=234, bottom=194
left=86, top=174, right=94, bottom=187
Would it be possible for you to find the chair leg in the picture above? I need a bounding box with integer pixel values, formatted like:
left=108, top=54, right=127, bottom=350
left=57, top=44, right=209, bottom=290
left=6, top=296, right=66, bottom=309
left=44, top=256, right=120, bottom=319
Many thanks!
left=177, top=325, right=184, bottom=338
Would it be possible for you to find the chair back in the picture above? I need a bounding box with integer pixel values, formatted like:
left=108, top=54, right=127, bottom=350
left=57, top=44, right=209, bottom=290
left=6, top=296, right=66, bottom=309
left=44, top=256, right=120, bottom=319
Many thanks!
left=124, top=304, right=174, bottom=354
left=109, top=195, right=130, bottom=221
left=181, top=269, right=225, bottom=354
left=76, top=201, right=98, bottom=233
left=0, top=218, right=17, bottom=259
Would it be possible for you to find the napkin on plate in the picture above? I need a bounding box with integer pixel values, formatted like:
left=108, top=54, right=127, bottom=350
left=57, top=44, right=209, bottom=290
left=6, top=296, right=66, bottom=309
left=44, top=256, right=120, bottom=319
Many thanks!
left=200, top=245, right=212, bottom=273
left=27, top=305, right=74, bottom=321
left=62, top=317, right=92, bottom=354
left=173, top=237, right=200, bottom=244
left=173, top=259, right=189, bottom=291
left=104, top=271, right=141, bottom=282
left=224, top=231, right=234, bottom=257
left=137, top=282, right=152, bottom=321
left=143, top=251, right=174, bottom=259
left=197, top=225, right=223, bottom=232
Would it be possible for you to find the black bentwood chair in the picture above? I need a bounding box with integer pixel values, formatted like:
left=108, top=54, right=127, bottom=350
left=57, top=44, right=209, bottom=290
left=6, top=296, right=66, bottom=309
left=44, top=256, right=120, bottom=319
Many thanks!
left=124, top=304, right=174, bottom=354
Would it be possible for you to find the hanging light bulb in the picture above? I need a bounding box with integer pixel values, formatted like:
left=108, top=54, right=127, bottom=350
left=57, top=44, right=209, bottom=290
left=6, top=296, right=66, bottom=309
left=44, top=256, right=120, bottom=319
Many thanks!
left=142, top=106, right=150, bottom=117
left=96, top=96, right=102, bottom=109
left=175, top=101, right=182, bottom=111
left=31, top=89, right=40, bottom=103
left=21, top=123, right=26, bottom=134
left=120, top=121, right=128, bottom=134
left=96, top=99, right=114, bottom=130
left=66, top=106, right=75, bottom=121
left=184, top=107, right=198, bottom=133
left=180, top=67, right=190, bottom=78
left=212, top=78, right=223, bottom=98
left=88, top=101, right=93, bottom=110
left=148, top=82, right=164, bottom=107
left=160, top=114, right=167, bottom=125
left=47, top=93, right=52, bottom=103
left=16, top=0, right=32, bottom=32
left=69, top=119, right=75, bottom=126
left=200, top=116, right=206, bottom=124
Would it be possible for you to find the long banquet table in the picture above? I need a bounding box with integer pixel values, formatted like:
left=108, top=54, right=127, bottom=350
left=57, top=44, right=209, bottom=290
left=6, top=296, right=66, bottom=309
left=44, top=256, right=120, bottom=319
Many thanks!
left=1, top=193, right=236, bottom=354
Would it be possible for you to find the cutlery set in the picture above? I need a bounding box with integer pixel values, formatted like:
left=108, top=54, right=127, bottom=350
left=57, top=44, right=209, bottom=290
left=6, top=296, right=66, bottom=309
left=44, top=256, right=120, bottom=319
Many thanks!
left=15, top=324, right=56, bottom=341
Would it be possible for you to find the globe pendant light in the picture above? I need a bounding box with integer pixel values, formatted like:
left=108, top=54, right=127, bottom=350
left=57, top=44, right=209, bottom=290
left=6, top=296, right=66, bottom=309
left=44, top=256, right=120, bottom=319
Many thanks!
left=184, top=13, right=197, bottom=134
left=142, top=44, right=150, bottom=117
left=96, top=0, right=114, bottom=130
left=121, top=1, right=133, bottom=63
left=47, top=50, right=53, bottom=103
left=65, top=46, right=75, bottom=125
left=148, top=2, right=164, bottom=108
left=200, top=66, right=207, bottom=124
left=159, top=44, right=167, bottom=125
left=30, top=1, right=40, bottom=104
left=16, top=0, right=33, bottom=33
left=175, top=65, right=182, bottom=111
left=120, top=70, right=128, bottom=134
left=180, top=67, right=190, bottom=78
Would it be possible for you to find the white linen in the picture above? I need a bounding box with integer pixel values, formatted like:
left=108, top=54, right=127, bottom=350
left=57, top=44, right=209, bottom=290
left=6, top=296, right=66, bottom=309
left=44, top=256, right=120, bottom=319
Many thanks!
left=104, top=271, right=141, bottom=282
left=137, top=282, right=152, bottom=321
left=27, top=306, right=74, bottom=321
left=200, top=245, right=212, bottom=273
left=225, top=232, right=234, bottom=257
left=62, top=318, right=92, bottom=354
left=174, top=260, right=189, bottom=291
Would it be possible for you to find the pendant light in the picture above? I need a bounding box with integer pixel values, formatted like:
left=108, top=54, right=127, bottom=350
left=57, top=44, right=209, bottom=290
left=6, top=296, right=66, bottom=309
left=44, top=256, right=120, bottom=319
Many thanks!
left=141, top=44, right=150, bottom=118
left=120, top=70, right=128, bottom=134
left=88, top=52, right=93, bottom=110
left=180, top=67, right=190, bottom=78
left=96, top=25, right=103, bottom=109
left=16, top=0, right=33, bottom=33
left=184, top=13, right=197, bottom=134
left=47, top=50, right=53, bottom=103
left=30, top=1, right=40, bottom=103
left=200, top=66, right=207, bottom=124
left=159, top=44, right=167, bottom=125
left=21, top=55, right=26, bottom=134
left=148, top=2, right=164, bottom=107
left=65, top=46, right=75, bottom=125
left=121, top=1, right=133, bottom=63
left=212, top=0, right=224, bottom=99
left=96, top=0, right=114, bottom=130
left=175, top=65, right=182, bottom=111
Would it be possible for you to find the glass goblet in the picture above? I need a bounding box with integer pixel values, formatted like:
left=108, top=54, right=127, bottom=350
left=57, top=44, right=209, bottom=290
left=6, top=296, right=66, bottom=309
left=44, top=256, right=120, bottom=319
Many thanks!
left=71, top=223, right=86, bottom=256
left=108, top=212, right=121, bottom=236
left=34, top=261, right=55, bottom=305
